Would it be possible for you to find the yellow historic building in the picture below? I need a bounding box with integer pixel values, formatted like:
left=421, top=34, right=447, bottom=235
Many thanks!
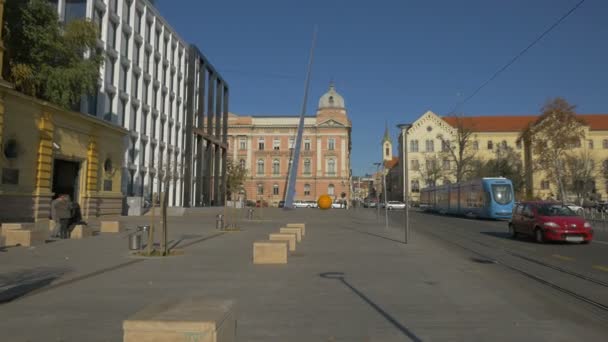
left=394, top=110, right=608, bottom=203
left=0, top=84, right=128, bottom=222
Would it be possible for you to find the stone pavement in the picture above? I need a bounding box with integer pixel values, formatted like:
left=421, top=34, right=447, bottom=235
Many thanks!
left=1, top=208, right=608, bottom=341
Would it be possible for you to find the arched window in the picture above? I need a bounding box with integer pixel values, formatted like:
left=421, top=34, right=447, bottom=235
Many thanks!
left=328, top=184, right=335, bottom=196
left=257, top=159, right=264, bottom=174
left=410, top=140, right=419, bottom=152
left=272, top=159, right=280, bottom=175
left=257, top=183, right=264, bottom=195
left=239, top=159, right=246, bottom=168
left=304, top=183, right=311, bottom=196
left=273, top=184, right=279, bottom=195
left=327, top=159, right=336, bottom=175
left=303, top=159, right=311, bottom=174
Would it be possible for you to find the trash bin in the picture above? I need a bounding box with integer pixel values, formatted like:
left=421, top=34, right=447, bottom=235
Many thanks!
left=129, top=232, right=142, bottom=250
left=216, top=214, right=224, bottom=230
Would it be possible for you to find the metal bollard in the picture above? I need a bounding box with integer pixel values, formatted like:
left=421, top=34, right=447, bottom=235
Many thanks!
left=216, top=214, right=224, bottom=230
left=247, top=208, right=254, bottom=220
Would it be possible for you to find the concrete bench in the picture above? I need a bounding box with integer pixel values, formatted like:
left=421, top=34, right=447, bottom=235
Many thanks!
left=279, top=227, right=302, bottom=242
left=253, top=241, right=288, bottom=264
left=1, top=223, right=35, bottom=235
left=70, top=225, right=93, bottom=239
left=100, top=220, right=121, bottom=233
left=286, top=223, right=306, bottom=236
left=3, top=229, right=47, bottom=247
left=269, top=233, right=297, bottom=252
left=123, top=297, right=236, bottom=342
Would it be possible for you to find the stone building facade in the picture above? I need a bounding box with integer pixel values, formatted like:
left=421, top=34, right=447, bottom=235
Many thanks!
left=395, top=110, right=608, bottom=203
left=226, top=84, right=352, bottom=206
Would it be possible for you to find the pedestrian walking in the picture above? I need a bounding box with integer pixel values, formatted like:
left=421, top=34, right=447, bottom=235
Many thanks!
left=51, top=194, right=72, bottom=239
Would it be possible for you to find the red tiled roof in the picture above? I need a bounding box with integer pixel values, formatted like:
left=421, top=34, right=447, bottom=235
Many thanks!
left=384, top=157, right=399, bottom=169
left=441, top=114, right=608, bottom=132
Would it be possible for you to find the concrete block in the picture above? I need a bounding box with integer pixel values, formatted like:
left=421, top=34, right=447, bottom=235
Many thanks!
left=253, top=241, right=288, bottom=264
left=0, top=235, right=5, bottom=247
left=269, top=233, right=297, bottom=252
left=123, top=297, right=236, bottom=342
left=48, top=220, right=57, bottom=233
left=70, top=225, right=93, bottom=239
left=100, top=220, right=121, bottom=233
left=286, top=223, right=306, bottom=236
left=3, top=229, right=47, bottom=247
left=279, top=227, right=302, bottom=242
left=1, top=223, right=35, bottom=236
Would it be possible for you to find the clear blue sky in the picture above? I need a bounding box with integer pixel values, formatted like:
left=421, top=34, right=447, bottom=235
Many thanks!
left=157, top=0, right=607, bottom=176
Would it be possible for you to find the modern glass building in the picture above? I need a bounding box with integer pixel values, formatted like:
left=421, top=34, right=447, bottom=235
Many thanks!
left=49, top=0, right=228, bottom=209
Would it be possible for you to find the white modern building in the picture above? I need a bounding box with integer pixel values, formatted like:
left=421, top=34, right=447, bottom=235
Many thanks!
left=49, top=0, right=228, bottom=210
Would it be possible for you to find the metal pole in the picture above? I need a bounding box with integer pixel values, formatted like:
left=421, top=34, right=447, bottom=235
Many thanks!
left=383, top=165, right=388, bottom=229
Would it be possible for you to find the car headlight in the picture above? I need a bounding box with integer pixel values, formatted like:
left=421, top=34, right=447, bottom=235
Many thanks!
left=543, top=222, right=560, bottom=228
left=584, top=222, right=592, bottom=229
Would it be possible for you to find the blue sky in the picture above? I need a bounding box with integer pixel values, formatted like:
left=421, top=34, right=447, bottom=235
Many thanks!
left=157, top=0, right=607, bottom=176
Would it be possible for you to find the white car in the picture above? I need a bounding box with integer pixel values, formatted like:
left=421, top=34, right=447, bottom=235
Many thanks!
left=332, top=201, right=346, bottom=209
left=293, top=200, right=310, bottom=208
left=566, top=204, right=584, bottom=216
left=385, top=201, right=406, bottom=210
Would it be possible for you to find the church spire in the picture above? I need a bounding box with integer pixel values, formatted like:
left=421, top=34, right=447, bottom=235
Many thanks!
left=382, top=121, right=392, bottom=144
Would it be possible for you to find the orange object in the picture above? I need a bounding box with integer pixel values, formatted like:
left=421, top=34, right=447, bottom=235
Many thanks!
left=317, top=195, right=332, bottom=210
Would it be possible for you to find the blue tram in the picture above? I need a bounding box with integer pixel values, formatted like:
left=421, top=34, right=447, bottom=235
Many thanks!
left=420, top=177, right=514, bottom=219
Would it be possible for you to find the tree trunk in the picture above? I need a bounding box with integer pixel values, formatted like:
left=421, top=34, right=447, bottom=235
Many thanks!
left=160, top=189, right=168, bottom=255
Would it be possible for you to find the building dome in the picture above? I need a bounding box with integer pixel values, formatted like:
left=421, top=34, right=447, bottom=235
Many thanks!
left=318, top=82, right=345, bottom=109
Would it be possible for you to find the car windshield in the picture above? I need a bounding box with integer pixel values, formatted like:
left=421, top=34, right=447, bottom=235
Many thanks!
left=491, top=184, right=513, bottom=205
left=537, top=204, right=577, bottom=217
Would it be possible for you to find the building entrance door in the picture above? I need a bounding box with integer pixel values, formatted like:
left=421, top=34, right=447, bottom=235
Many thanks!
left=52, top=159, right=81, bottom=201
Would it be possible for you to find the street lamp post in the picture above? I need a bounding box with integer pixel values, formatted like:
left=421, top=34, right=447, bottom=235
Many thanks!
left=398, top=123, right=412, bottom=244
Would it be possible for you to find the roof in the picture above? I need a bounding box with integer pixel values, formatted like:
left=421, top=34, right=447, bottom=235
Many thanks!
left=384, top=157, right=399, bottom=169
left=441, top=114, right=608, bottom=132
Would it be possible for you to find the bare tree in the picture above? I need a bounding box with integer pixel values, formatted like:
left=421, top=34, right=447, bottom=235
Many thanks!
left=437, top=115, right=477, bottom=183
left=564, top=149, right=597, bottom=202
left=225, top=158, right=248, bottom=201
left=420, top=153, right=444, bottom=187
left=521, top=97, right=585, bottom=202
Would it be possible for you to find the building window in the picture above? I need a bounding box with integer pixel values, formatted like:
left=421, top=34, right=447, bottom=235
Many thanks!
left=304, top=139, right=311, bottom=151
left=120, top=65, right=128, bottom=91
left=304, top=184, right=311, bottom=196
left=239, top=138, right=247, bottom=150
left=385, top=147, right=390, bottom=156
left=257, top=183, right=264, bottom=195
left=541, top=180, right=550, bottom=190
left=472, top=141, right=479, bottom=150
left=272, top=159, right=280, bottom=175
left=501, top=140, right=507, bottom=149
left=93, top=8, right=103, bottom=38
left=144, top=52, right=150, bottom=73
left=441, top=140, right=450, bottom=152
left=121, top=32, right=129, bottom=57
left=239, top=159, right=246, bottom=168
left=110, top=0, right=118, bottom=13
left=410, top=140, right=419, bottom=152
left=289, top=137, right=295, bottom=149
left=258, top=138, right=265, bottom=150
left=273, top=184, right=279, bottom=195
left=425, top=140, right=434, bottom=152
left=602, top=160, right=608, bottom=172
left=588, top=140, right=594, bottom=149
left=108, top=22, right=117, bottom=49
left=64, top=0, right=87, bottom=23
left=135, top=10, right=142, bottom=34
left=603, top=139, right=608, bottom=149
left=411, top=180, right=420, bottom=193
left=105, top=58, right=115, bottom=83
left=327, top=159, right=336, bottom=175
left=516, top=140, right=522, bottom=149
left=411, top=159, right=419, bottom=171
left=273, top=138, right=280, bottom=150
left=132, top=75, right=139, bottom=98
left=442, top=159, right=450, bottom=170
left=304, top=159, right=311, bottom=175
left=487, top=140, right=493, bottom=150
left=328, top=138, right=335, bottom=151
left=257, top=159, right=264, bottom=174
left=328, top=184, right=335, bottom=196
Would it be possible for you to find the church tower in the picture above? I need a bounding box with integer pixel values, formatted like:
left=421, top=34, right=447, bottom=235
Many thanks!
left=382, top=123, right=392, bottom=162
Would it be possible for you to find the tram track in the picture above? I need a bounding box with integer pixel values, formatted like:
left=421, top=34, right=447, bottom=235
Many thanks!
left=389, top=211, right=608, bottom=313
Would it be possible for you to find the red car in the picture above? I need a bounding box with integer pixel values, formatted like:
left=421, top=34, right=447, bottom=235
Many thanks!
left=509, top=201, right=593, bottom=244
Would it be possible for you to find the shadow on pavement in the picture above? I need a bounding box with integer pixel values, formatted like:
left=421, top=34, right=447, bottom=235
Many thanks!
left=480, top=231, right=536, bottom=243
left=341, top=226, right=405, bottom=244
left=0, top=267, right=70, bottom=304
left=320, top=272, right=422, bottom=342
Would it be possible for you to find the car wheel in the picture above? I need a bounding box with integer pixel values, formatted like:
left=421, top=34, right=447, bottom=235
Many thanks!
left=508, top=224, right=518, bottom=239
left=535, top=228, right=544, bottom=244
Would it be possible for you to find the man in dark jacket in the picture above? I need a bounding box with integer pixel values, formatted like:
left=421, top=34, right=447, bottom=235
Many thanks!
left=51, top=194, right=72, bottom=239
